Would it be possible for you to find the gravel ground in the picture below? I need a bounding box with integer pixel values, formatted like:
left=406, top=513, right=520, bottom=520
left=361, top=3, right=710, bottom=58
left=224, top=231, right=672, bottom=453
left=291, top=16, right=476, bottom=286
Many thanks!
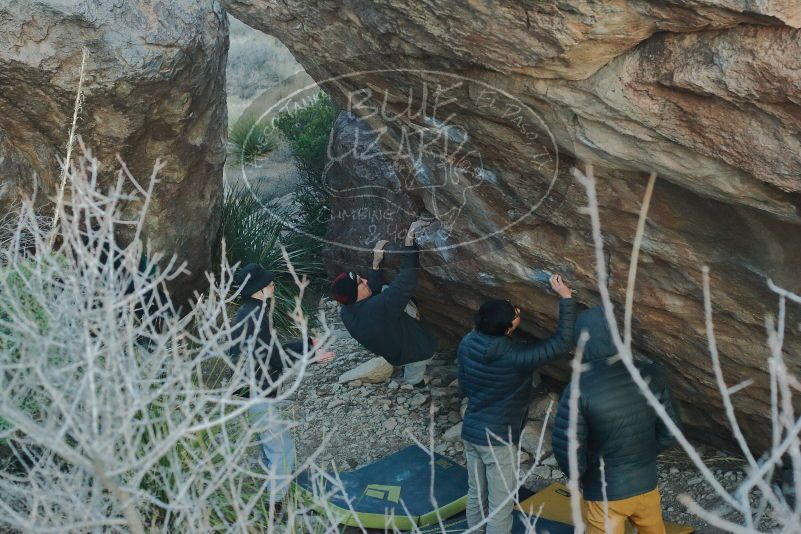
left=287, top=298, right=780, bottom=532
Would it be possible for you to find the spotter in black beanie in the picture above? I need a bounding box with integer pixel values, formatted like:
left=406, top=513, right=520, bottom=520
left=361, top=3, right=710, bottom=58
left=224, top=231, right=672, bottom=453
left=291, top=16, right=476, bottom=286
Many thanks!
left=234, top=263, right=275, bottom=299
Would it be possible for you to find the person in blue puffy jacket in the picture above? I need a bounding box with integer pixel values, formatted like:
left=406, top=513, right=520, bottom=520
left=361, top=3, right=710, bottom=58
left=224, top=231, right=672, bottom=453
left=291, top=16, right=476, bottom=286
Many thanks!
left=458, top=275, right=576, bottom=533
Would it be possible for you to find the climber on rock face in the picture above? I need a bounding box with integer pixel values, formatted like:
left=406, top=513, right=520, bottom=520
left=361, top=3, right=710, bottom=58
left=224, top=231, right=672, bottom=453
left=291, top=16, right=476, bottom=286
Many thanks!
left=458, top=275, right=576, bottom=534
left=329, top=220, right=438, bottom=387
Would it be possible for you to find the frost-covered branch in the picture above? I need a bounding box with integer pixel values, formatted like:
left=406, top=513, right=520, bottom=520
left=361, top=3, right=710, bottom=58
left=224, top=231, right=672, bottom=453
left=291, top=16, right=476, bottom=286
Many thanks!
left=0, top=145, right=341, bottom=532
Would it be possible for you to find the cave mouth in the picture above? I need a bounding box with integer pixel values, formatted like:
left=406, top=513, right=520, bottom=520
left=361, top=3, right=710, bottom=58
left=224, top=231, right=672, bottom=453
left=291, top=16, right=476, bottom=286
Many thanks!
left=224, top=16, right=318, bottom=201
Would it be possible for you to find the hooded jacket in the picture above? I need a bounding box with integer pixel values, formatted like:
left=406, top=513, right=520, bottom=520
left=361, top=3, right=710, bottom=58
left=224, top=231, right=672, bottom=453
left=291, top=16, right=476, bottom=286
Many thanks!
left=340, top=245, right=438, bottom=366
left=551, top=307, right=680, bottom=501
left=458, top=297, right=576, bottom=446
left=229, top=297, right=306, bottom=397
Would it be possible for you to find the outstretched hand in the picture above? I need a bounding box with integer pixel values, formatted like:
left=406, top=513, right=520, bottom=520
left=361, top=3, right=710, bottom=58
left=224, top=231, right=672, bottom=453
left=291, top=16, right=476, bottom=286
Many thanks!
left=314, top=349, right=335, bottom=364
left=549, top=274, right=572, bottom=299
left=311, top=337, right=335, bottom=364
left=405, top=220, right=431, bottom=246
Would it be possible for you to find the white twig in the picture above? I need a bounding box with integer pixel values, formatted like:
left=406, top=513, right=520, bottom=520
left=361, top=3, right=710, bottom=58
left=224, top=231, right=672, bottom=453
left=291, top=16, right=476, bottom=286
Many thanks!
left=574, top=162, right=801, bottom=532
left=51, top=47, right=88, bottom=239
left=573, top=164, right=741, bottom=510
left=600, top=457, right=610, bottom=534
left=0, top=146, right=343, bottom=532
left=567, top=331, right=589, bottom=534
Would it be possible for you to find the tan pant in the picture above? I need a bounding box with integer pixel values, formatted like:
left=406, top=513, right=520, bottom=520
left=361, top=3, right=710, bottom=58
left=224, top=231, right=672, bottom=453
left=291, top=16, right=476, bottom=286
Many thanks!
left=584, top=488, right=666, bottom=534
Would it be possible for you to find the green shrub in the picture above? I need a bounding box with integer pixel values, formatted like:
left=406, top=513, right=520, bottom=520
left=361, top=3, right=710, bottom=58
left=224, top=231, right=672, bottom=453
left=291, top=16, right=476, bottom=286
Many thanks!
left=0, top=392, right=42, bottom=447
left=0, top=148, right=336, bottom=531
left=0, top=260, right=50, bottom=444
left=229, top=114, right=277, bottom=165
left=220, top=92, right=337, bottom=334
left=274, top=92, right=338, bottom=183
left=274, top=91, right=337, bottom=259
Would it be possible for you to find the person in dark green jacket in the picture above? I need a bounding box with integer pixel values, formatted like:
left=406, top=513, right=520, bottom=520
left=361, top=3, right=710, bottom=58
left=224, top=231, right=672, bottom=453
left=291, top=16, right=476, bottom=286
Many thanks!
left=458, top=275, right=575, bottom=534
left=329, top=221, right=437, bottom=385
left=551, top=307, right=680, bottom=534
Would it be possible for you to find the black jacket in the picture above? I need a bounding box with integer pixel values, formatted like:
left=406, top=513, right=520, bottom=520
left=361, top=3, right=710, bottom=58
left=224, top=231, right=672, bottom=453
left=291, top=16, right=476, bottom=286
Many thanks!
left=229, top=297, right=306, bottom=397
left=552, top=307, right=680, bottom=501
left=458, top=297, right=576, bottom=446
left=340, top=245, right=438, bottom=366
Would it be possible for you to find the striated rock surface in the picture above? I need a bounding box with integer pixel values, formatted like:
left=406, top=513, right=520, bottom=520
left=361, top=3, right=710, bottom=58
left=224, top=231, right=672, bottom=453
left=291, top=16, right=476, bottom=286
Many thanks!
left=224, top=0, right=801, bottom=450
left=0, top=0, right=228, bottom=302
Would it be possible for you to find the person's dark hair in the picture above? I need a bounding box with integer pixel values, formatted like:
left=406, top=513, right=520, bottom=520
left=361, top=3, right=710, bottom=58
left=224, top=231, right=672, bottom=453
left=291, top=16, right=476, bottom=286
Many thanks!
left=474, top=299, right=517, bottom=336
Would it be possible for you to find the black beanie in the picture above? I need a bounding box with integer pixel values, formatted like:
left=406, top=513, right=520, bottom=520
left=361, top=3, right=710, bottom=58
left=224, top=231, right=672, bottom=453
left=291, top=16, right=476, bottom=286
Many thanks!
left=330, top=271, right=358, bottom=305
left=234, top=263, right=275, bottom=298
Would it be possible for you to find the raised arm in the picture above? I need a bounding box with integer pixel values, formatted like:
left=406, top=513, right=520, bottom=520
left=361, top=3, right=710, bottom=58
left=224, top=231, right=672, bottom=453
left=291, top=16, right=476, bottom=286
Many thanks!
left=366, top=268, right=384, bottom=295
left=372, top=244, right=420, bottom=315
left=372, top=222, right=429, bottom=315
left=552, top=384, right=588, bottom=479
left=506, top=297, right=576, bottom=368
left=367, top=240, right=388, bottom=294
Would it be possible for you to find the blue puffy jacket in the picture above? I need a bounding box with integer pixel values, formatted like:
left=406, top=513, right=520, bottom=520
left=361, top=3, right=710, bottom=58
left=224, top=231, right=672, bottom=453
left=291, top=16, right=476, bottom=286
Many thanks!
left=458, top=298, right=576, bottom=446
left=551, top=307, right=680, bottom=501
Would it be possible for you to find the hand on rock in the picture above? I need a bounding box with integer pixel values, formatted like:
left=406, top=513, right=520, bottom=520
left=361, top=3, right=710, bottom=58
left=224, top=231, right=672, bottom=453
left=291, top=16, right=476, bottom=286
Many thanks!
left=405, top=220, right=431, bottom=246
left=373, top=239, right=389, bottom=268
left=549, top=274, right=572, bottom=299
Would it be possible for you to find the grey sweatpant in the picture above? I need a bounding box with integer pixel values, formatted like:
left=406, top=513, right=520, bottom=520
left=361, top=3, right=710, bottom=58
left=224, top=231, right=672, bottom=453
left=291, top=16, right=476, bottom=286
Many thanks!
left=402, top=358, right=429, bottom=385
left=463, top=440, right=518, bottom=534
left=248, top=401, right=295, bottom=502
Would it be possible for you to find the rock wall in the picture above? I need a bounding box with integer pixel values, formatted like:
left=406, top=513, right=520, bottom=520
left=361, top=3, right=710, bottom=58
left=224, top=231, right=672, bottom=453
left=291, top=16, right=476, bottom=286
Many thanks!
left=319, top=112, right=418, bottom=271
left=223, top=0, right=801, bottom=450
left=0, top=0, right=229, bottom=302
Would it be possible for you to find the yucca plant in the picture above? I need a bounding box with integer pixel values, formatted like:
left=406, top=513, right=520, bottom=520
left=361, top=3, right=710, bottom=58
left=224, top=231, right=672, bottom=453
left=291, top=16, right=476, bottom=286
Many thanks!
left=273, top=91, right=337, bottom=263
left=229, top=114, right=277, bottom=165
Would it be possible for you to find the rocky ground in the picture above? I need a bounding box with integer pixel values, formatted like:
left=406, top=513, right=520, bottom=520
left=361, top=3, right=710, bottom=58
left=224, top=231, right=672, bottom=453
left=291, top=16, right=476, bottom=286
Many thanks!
left=287, top=298, right=780, bottom=533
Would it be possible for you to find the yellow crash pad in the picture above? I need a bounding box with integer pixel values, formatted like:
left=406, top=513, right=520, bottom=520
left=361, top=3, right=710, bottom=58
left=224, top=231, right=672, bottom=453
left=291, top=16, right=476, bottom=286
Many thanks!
left=517, top=483, right=693, bottom=534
